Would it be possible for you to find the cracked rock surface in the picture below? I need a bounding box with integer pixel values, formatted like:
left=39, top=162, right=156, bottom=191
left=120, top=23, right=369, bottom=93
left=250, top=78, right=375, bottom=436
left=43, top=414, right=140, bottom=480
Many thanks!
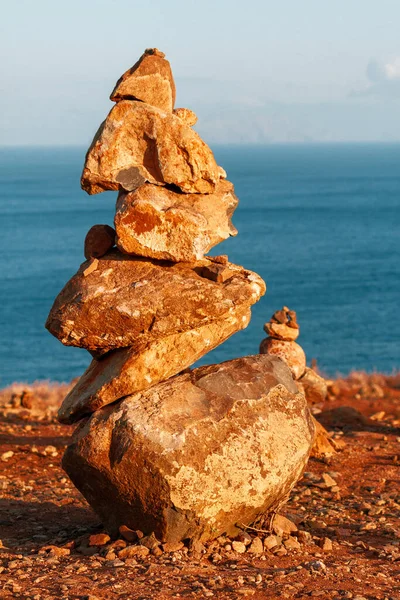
left=81, top=100, right=220, bottom=195
left=63, top=355, right=314, bottom=543
left=58, top=309, right=251, bottom=424
left=115, top=179, right=238, bottom=262
left=46, top=251, right=265, bottom=355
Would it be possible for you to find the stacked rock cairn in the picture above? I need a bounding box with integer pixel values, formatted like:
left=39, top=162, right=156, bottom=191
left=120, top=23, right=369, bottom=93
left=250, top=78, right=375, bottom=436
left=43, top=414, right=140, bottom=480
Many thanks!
left=260, top=307, right=338, bottom=459
left=46, top=49, right=315, bottom=544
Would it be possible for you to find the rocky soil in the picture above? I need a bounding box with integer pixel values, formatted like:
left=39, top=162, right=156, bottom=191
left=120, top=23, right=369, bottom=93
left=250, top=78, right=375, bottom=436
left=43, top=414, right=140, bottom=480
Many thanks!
left=0, top=372, right=399, bottom=600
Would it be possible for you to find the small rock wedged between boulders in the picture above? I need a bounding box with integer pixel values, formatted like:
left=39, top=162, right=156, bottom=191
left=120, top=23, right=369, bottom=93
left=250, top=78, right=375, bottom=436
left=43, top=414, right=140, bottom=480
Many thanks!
left=247, top=537, right=264, bottom=555
left=84, top=224, right=116, bottom=260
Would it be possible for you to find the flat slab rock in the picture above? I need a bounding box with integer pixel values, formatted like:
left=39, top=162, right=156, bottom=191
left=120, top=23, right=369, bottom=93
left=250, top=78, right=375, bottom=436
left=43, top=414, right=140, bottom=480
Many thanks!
left=115, top=179, right=238, bottom=262
left=110, top=48, right=176, bottom=113
left=58, top=309, right=251, bottom=424
left=81, top=100, right=220, bottom=195
left=264, top=321, right=299, bottom=341
left=63, top=355, right=315, bottom=543
left=45, top=250, right=265, bottom=355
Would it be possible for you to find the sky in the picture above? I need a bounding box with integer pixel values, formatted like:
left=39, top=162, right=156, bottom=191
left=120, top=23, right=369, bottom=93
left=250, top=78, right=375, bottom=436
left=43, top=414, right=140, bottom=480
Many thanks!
left=1, top=0, right=400, bottom=145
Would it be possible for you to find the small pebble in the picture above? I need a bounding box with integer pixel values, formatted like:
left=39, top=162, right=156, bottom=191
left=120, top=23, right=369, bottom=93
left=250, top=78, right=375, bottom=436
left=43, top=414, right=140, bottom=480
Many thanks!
left=1, top=451, right=14, bottom=461
left=247, top=537, right=263, bottom=555
left=232, top=541, right=246, bottom=554
left=89, top=533, right=111, bottom=546
left=321, top=537, right=333, bottom=552
left=308, top=560, right=327, bottom=571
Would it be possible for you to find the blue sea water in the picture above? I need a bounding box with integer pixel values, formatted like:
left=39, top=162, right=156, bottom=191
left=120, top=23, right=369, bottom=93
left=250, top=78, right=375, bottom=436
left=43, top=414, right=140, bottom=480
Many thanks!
left=0, top=144, right=399, bottom=387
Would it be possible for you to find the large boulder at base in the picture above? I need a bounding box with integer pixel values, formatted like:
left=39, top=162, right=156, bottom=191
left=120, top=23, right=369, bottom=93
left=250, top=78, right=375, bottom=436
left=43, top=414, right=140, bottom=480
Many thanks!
left=62, top=355, right=315, bottom=543
left=259, top=337, right=306, bottom=380
left=110, top=48, right=176, bottom=112
left=81, top=100, right=220, bottom=195
left=58, top=309, right=251, bottom=424
left=45, top=250, right=265, bottom=355
left=115, top=180, right=238, bottom=262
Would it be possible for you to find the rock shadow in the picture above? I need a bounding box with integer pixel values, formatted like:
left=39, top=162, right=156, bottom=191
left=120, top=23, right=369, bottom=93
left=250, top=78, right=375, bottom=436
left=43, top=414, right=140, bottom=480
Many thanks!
left=0, top=433, right=71, bottom=447
left=0, top=499, right=101, bottom=553
left=316, top=406, right=400, bottom=436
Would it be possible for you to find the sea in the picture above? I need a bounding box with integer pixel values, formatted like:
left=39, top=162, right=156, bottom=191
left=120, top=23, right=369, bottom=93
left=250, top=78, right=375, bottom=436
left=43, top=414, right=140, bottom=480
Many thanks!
left=0, top=143, right=399, bottom=387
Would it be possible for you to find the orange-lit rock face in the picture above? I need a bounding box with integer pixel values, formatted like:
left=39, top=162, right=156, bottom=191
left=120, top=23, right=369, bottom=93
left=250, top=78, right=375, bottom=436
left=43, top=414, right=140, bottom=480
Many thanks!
left=42, top=48, right=319, bottom=550
left=115, top=180, right=238, bottom=262
left=45, top=250, right=266, bottom=355
left=264, top=306, right=299, bottom=340
left=81, top=101, right=220, bottom=195
left=259, top=338, right=306, bottom=380
left=270, top=306, right=299, bottom=329
left=58, top=310, right=251, bottom=424
left=264, top=321, right=299, bottom=341
left=62, top=355, right=315, bottom=543
left=110, top=48, right=176, bottom=112
left=173, top=107, right=197, bottom=126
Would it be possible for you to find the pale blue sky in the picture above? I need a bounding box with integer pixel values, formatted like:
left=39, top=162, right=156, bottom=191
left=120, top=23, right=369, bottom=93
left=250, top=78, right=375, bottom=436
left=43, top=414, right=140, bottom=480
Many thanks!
left=1, top=0, right=400, bottom=144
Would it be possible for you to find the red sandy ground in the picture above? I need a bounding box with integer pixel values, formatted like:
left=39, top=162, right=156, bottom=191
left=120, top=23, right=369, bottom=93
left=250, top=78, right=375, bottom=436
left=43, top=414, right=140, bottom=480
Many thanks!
left=0, top=372, right=399, bottom=600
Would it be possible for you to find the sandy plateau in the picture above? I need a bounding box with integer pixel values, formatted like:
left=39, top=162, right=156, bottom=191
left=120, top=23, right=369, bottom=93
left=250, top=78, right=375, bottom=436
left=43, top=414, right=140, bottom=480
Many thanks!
left=0, top=371, right=399, bottom=599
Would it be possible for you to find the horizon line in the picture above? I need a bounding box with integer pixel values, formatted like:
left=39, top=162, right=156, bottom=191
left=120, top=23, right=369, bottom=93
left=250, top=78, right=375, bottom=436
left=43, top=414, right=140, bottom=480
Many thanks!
left=1, top=140, right=400, bottom=149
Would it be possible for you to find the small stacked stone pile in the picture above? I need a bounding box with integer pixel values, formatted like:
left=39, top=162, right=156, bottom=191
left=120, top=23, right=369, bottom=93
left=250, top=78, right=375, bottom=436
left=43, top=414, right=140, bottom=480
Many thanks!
left=260, top=306, right=305, bottom=378
left=260, top=306, right=328, bottom=402
left=46, top=49, right=315, bottom=543
left=260, top=307, right=339, bottom=458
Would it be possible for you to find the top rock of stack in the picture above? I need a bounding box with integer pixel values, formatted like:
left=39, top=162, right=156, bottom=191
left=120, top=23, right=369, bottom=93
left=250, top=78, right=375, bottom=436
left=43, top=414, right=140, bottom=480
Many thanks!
left=264, top=306, right=299, bottom=341
left=110, top=48, right=176, bottom=112
left=82, top=49, right=224, bottom=196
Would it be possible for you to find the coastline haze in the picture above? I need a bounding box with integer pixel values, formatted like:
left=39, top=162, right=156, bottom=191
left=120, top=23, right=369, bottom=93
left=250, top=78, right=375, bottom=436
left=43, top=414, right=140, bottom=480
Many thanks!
left=2, top=0, right=400, bottom=145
